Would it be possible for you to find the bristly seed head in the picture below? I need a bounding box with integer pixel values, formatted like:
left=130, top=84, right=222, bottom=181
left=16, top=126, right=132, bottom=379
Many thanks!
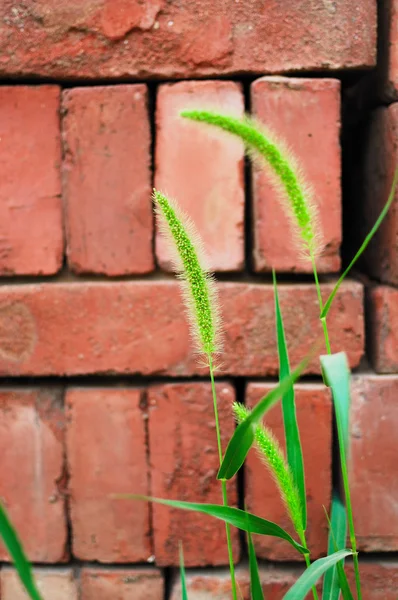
left=180, top=110, right=322, bottom=262
left=153, top=190, right=221, bottom=357
left=233, top=402, right=304, bottom=537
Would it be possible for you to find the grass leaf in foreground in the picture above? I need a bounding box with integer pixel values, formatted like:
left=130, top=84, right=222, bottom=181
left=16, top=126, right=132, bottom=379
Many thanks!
left=320, top=167, right=398, bottom=319
left=283, top=550, right=353, bottom=600
left=322, top=496, right=354, bottom=600
left=248, top=529, right=265, bottom=600
left=179, top=542, right=189, bottom=600
left=120, top=495, right=308, bottom=555
left=218, top=346, right=317, bottom=480
left=273, top=270, right=306, bottom=531
left=0, top=503, right=43, bottom=600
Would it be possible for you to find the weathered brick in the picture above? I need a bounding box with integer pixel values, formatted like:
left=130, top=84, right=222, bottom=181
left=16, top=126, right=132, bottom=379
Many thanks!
left=356, top=106, right=398, bottom=285
left=0, top=86, right=63, bottom=275
left=245, top=383, right=332, bottom=560
left=368, top=286, right=398, bottom=373
left=80, top=567, right=164, bottom=600
left=379, top=0, right=398, bottom=101
left=170, top=565, right=318, bottom=599
left=0, top=2, right=376, bottom=78
left=62, top=85, right=153, bottom=275
left=251, top=77, right=341, bottom=273
left=350, top=375, right=398, bottom=551
left=0, top=280, right=363, bottom=377
left=155, top=80, right=244, bottom=272
left=148, top=382, right=239, bottom=566
left=0, top=389, right=66, bottom=562
left=66, top=388, right=150, bottom=561
left=346, top=561, right=398, bottom=599
left=1, top=567, right=78, bottom=600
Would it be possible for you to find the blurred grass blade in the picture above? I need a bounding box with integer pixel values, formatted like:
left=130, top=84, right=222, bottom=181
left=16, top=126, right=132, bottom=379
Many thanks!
left=283, top=550, right=352, bottom=600
left=179, top=542, right=189, bottom=600
left=121, top=495, right=308, bottom=554
left=320, top=353, right=350, bottom=456
left=321, top=168, right=398, bottom=319
left=248, top=530, right=265, bottom=600
left=322, top=496, right=353, bottom=600
left=218, top=347, right=317, bottom=480
left=273, top=270, right=306, bottom=530
left=0, top=503, right=43, bottom=600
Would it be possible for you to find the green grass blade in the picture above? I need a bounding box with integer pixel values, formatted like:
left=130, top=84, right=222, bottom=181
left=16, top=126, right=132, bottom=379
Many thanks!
left=248, top=530, right=265, bottom=600
left=322, top=495, right=353, bottom=600
left=273, top=270, right=306, bottom=531
left=179, top=542, right=189, bottom=600
left=218, top=346, right=317, bottom=480
left=283, top=551, right=353, bottom=600
left=320, top=168, right=398, bottom=319
left=121, top=495, right=308, bottom=555
left=0, top=503, right=43, bottom=600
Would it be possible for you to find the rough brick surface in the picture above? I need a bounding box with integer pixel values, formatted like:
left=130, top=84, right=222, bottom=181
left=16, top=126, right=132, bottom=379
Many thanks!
left=66, top=388, right=150, bottom=562
left=379, top=0, right=398, bottom=100
left=80, top=567, right=164, bottom=599
left=0, top=2, right=376, bottom=78
left=368, top=286, right=398, bottom=373
left=346, top=561, right=398, bottom=599
left=251, top=77, right=341, bottom=273
left=0, top=280, right=363, bottom=377
left=62, top=85, right=153, bottom=275
left=170, top=566, right=318, bottom=599
left=148, top=382, right=239, bottom=566
left=1, top=568, right=78, bottom=600
left=155, top=80, right=244, bottom=272
left=0, top=389, right=66, bottom=562
left=356, top=106, right=398, bottom=285
left=350, top=375, right=398, bottom=551
left=0, top=86, right=63, bottom=275
left=245, top=384, right=332, bottom=560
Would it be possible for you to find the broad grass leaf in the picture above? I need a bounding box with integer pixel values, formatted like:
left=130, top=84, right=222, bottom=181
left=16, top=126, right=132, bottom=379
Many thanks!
left=322, top=496, right=354, bottom=600
left=248, top=529, right=265, bottom=600
left=320, top=353, right=350, bottom=456
left=320, top=168, right=398, bottom=319
left=273, top=270, right=306, bottom=530
left=179, top=543, right=189, bottom=600
left=0, top=503, right=43, bottom=600
left=218, top=348, right=316, bottom=480
left=283, top=551, right=353, bottom=600
left=121, top=496, right=308, bottom=555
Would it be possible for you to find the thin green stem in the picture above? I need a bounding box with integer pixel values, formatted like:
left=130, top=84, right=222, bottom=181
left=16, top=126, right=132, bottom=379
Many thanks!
left=311, top=253, right=361, bottom=599
left=299, top=531, right=319, bottom=600
left=208, top=354, right=237, bottom=600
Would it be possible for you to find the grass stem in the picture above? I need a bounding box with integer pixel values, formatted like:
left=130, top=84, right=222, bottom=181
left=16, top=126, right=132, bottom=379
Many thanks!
left=208, top=354, right=237, bottom=600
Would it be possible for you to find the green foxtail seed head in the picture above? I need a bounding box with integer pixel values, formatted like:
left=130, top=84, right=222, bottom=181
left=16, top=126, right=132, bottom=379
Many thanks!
left=233, top=402, right=304, bottom=536
left=153, top=190, right=221, bottom=357
left=180, top=110, right=322, bottom=261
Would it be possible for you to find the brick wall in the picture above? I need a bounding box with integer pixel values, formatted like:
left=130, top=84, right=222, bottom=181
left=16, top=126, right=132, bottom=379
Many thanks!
left=0, top=1, right=397, bottom=598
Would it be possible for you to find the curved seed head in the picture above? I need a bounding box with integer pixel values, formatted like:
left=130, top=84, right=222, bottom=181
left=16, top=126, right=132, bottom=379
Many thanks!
left=181, top=110, right=322, bottom=262
left=153, top=190, right=221, bottom=357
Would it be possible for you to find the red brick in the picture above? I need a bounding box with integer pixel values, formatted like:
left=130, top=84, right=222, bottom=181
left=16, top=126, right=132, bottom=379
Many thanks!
left=356, top=106, right=398, bottom=285
left=0, top=86, right=63, bottom=275
left=0, top=2, right=376, bottom=78
left=0, top=280, right=363, bottom=377
left=368, top=286, right=398, bottom=373
left=62, top=85, right=153, bottom=275
left=1, top=567, right=78, bottom=600
left=0, top=389, right=66, bottom=562
left=148, top=382, right=239, bottom=566
left=350, top=375, right=398, bottom=551
left=155, top=81, right=244, bottom=272
left=380, top=1, right=398, bottom=100
left=66, top=388, right=150, bottom=561
left=251, top=77, right=341, bottom=273
left=80, top=567, right=164, bottom=600
left=170, top=565, right=318, bottom=599
left=245, top=384, right=331, bottom=560
left=346, top=561, right=398, bottom=599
